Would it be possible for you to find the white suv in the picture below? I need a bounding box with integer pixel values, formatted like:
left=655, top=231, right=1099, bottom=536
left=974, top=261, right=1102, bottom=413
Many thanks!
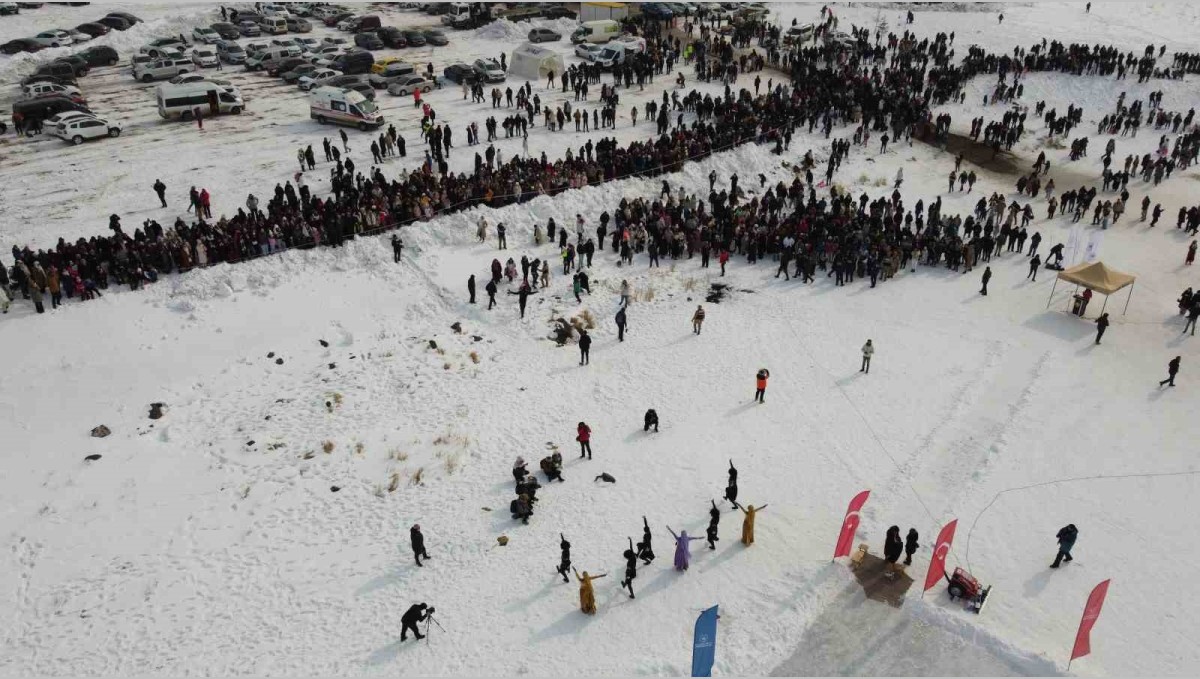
left=52, top=115, right=122, bottom=145
left=133, top=58, right=194, bottom=82
left=23, top=81, right=84, bottom=100
left=33, top=30, right=75, bottom=48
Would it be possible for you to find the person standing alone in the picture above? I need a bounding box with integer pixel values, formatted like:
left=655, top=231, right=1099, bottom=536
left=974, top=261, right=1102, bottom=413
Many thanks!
left=861, top=339, right=874, bottom=373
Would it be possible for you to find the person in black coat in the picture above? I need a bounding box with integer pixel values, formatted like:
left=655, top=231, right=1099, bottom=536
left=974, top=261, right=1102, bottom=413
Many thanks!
left=468, top=274, right=476, bottom=303
left=578, top=330, right=591, bottom=365
left=705, top=500, right=720, bottom=550
left=401, top=603, right=432, bottom=641
left=980, top=266, right=992, bottom=295
left=1159, top=356, right=1181, bottom=387
left=556, top=534, right=571, bottom=582
left=410, top=524, right=430, bottom=567
left=884, top=526, right=904, bottom=564
left=485, top=278, right=498, bottom=310
left=620, top=538, right=638, bottom=598
left=643, top=408, right=659, bottom=432
left=636, top=516, right=654, bottom=565
left=904, top=528, right=919, bottom=565
left=615, top=306, right=628, bottom=341
left=1095, top=313, right=1109, bottom=344
left=723, top=460, right=739, bottom=508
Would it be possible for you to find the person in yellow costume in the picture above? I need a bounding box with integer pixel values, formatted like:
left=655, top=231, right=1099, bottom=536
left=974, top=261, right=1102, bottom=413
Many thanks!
left=574, top=569, right=607, bottom=615
left=740, top=504, right=769, bottom=546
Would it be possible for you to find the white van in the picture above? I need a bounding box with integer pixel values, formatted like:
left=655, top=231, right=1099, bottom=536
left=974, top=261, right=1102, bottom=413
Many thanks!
left=309, top=85, right=383, bottom=131
left=258, top=15, right=289, bottom=35
left=246, top=45, right=298, bottom=71
left=261, top=3, right=292, bottom=17
left=442, top=2, right=469, bottom=25
left=570, top=19, right=621, bottom=45
left=157, top=81, right=245, bottom=119
left=133, top=57, right=194, bottom=82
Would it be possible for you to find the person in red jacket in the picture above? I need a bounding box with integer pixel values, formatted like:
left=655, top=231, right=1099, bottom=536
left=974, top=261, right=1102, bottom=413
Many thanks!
left=576, top=421, right=592, bottom=459
left=719, top=249, right=730, bottom=276
left=754, top=368, right=769, bottom=403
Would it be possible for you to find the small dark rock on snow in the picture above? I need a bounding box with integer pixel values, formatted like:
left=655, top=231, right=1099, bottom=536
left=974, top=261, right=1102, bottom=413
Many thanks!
left=330, top=485, right=341, bottom=492
left=451, top=322, right=463, bottom=334
left=84, top=454, right=102, bottom=461
left=275, top=358, right=284, bottom=365
left=268, top=352, right=275, bottom=358
left=90, top=425, right=111, bottom=438
left=428, top=340, right=438, bottom=350
left=319, top=339, right=329, bottom=347
left=148, top=403, right=166, bottom=420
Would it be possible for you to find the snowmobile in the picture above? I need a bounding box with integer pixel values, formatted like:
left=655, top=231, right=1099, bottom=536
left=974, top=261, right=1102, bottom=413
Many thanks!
left=946, top=567, right=991, bottom=614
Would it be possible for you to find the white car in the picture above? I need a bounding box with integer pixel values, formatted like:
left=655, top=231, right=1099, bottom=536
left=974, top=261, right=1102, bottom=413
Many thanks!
left=191, top=47, right=220, bottom=67
left=575, top=43, right=603, bottom=61
left=298, top=68, right=343, bottom=91
left=386, top=75, right=432, bottom=96
left=613, top=35, right=647, bottom=53
left=23, top=81, right=84, bottom=99
left=261, top=3, right=292, bottom=18
left=321, top=36, right=349, bottom=47
left=295, top=37, right=320, bottom=50
left=51, top=115, right=122, bottom=145
left=46, top=111, right=95, bottom=128
left=271, top=38, right=299, bottom=48
left=33, top=30, right=75, bottom=48
left=69, top=29, right=93, bottom=43
left=192, top=26, right=221, bottom=44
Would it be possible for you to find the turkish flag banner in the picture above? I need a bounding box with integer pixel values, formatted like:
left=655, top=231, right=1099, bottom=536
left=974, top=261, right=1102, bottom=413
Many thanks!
left=1071, top=580, right=1112, bottom=662
left=923, top=519, right=958, bottom=592
left=833, top=490, right=871, bottom=559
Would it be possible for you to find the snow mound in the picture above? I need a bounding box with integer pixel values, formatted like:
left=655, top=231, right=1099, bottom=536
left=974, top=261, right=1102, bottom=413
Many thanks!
left=474, top=17, right=581, bottom=43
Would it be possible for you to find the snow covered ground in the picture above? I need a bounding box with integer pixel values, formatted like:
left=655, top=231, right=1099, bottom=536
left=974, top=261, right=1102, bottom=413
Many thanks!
left=2, top=2, right=1200, bottom=676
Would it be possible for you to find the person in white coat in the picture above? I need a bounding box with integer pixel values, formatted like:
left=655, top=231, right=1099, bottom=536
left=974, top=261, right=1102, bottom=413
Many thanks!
left=861, top=339, right=874, bottom=373
left=894, top=168, right=903, bottom=189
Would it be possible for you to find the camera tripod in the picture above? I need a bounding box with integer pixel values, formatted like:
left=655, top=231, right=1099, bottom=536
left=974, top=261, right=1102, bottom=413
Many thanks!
left=424, top=613, right=445, bottom=643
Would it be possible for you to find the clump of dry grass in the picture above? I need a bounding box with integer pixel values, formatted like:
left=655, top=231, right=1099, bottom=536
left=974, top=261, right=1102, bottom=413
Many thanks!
left=443, top=452, right=461, bottom=475
left=410, top=467, right=425, bottom=486
left=388, top=472, right=401, bottom=493
left=322, top=440, right=335, bottom=454
left=469, top=351, right=480, bottom=364
left=354, top=442, right=365, bottom=456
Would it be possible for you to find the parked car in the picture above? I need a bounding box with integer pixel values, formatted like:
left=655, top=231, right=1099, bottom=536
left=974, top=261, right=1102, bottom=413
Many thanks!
left=97, top=15, right=131, bottom=31
left=322, top=74, right=367, bottom=89
left=1, top=38, right=43, bottom=54
left=211, top=22, right=241, bottom=40
left=541, top=6, right=577, bottom=19
left=46, top=110, right=97, bottom=129
left=354, top=32, right=383, bottom=50
left=13, top=94, right=90, bottom=121
left=74, top=22, right=111, bottom=38
left=370, top=56, right=406, bottom=74
left=422, top=28, right=447, bottom=46
left=472, top=57, right=504, bottom=82
left=22, top=81, right=84, bottom=101
left=77, top=45, right=119, bottom=66
left=343, top=81, right=376, bottom=101
left=367, top=61, right=415, bottom=88
left=145, top=36, right=187, bottom=50
left=33, top=29, right=75, bottom=48
left=496, top=5, right=540, bottom=22
left=376, top=26, right=406, bottom=48
left=51, top=114, right=121, bottom=145
left=575, top=43, right=604, bottom=61
left=295, top=37, right=320, bottom=51
left=321, top=36, right=349, bottom=48
left=344, top=15, right=381, bottom=32
left=306, top=45, right=344, bottom=65
left=215, top=40, right=246, bottom=64
left=398, top=29, right=423, bottom=47
left=0, top=3, right=19, bottom=16
left=105, top=11, right=141, bottom=25
left=133, top=57, right=193, bottom=82
left=268, top=56, right=308, bottom=77
left=141, top=46, right=184, bottom=60
left=528, top=27, right=561, bottom=43
left=54, top=54, right=91, bottom=74
left=324, top=11, right=353, bottom=27
left=442, top=62, right=477, bottom=84
left=271, top=37, right=300, bottom=48
left=286, top=16, right=312, bottom=32
left=332, top=48, right=374, bottom=75
left=238, top=20, right=261, bottom=36
left=283, top=62, right=319, bottom=83
left=298, top=67, right=343, bottom=91
left=35, top=59, right=86, bottom=79
left=191, top=46, right=220, bottom=67
left=386, top=74, right=432, bottom=97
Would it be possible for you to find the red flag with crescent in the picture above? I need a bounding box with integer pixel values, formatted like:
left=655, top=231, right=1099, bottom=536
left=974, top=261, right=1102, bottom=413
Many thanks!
left=1071, top=580, right=1112, bottom=662
left=833, top=490, right=870, bottom=559
left=923, top=519, right=958, bottom=591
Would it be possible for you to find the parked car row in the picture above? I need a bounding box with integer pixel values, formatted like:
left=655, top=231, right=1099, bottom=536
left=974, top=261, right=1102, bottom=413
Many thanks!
left=2, top=10, right=140, bottom=54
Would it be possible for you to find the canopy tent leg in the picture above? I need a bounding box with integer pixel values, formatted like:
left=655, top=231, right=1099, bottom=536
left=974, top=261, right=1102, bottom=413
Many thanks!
left=1046, top=278, right=1058, bottom=309
left=1100, top=294, right=1108, bottom=316
left=1123, top=281, right=1135, bottom=315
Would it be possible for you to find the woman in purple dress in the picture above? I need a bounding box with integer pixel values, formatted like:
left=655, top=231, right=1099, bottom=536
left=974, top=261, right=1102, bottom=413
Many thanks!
left=667, top=526, right=701, bottom=571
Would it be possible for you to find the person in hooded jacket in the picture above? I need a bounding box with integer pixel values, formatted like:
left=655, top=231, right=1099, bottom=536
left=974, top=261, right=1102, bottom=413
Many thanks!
left=620, top=537, right=639, bottom=598
left=705, top=500, right=720, bottom=549
left=884, top=526, right=904, bottom=567
left=576, top=421, right=592, bottom=458
left=667, top=526, right=701, bottom=571
left=556, top=534, right=571, bottom=582
left=578, top=330, right=591, bottom=365
left=410, top=524, right=430, bottom=567
left=740, top=503, right=767, bottom=545
left=1051, top=524, right=1078, bottom=568
left=904, top=528, right=919, bottom=565
left=643, top=408, right=659, bottom=432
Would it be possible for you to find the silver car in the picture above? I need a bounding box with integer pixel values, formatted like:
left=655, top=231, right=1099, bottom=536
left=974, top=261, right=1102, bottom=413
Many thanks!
left=386, top=75, right=432, bottom=97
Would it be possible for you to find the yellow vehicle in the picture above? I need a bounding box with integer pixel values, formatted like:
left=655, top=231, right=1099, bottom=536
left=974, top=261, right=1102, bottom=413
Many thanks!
left=371, top=56, right=405, bottom=74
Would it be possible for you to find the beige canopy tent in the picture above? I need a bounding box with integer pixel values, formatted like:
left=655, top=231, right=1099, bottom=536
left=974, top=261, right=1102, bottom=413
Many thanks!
left=1046, top=261, right=1137, bottom=315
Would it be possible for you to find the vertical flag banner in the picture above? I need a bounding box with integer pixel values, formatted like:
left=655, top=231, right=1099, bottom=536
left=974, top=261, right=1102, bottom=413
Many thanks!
left=833, top=490, right=871, bottom=559
left=691, top=605, right=719, bottom=677
left=923, top=519, right=958, bottom=592
left=1084, top=231, right=1103, bottom=262
left=1071, top=580, right=1112, bottom=665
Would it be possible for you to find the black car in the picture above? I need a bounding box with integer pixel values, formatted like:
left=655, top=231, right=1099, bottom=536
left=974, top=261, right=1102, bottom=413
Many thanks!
left=210, top=22, right=241, bottom=40
left=77, top=45, right=120, bottom=66
left=422, top=29, right=448, bottom=46
left=32, top=60, right=85, bottom=81
left=21, top=71, right=76, bottom=87
left=402, top=29, right=425, bottom=47
left=376, top=26, right=406, bottom=48
left=0, top=4, right=18, bottom=15
left=269, top=56, right=308, bottom=77
left=354, top=31, right=384, bottom=50
left=332, top=49, right=374, bottom=75
left=97, top=16, right=131, bottom=31
left=74, top=22, right=111, bottom=38
left=2, top=38, right=43, bottom=55
left=541, top=7, right=578, bottom=20
left=13, top=95, right=91, bottom=122
left=105, top=11, right=141, bottom=25
left=53, top=55, right=91, bottom=75
left=343, top=81, right=377, bottom=101
left=442, top=62, right=477, bottom=84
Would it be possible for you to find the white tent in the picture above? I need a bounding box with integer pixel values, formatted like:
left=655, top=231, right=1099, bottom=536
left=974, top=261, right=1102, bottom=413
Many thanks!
left=509, top=43, right=566, bottom=81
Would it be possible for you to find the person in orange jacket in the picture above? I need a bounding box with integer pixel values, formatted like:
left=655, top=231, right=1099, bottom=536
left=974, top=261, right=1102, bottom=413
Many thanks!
left=754, top=368, right=769, bottom=403
left=719, top=249, right=730, bottom=276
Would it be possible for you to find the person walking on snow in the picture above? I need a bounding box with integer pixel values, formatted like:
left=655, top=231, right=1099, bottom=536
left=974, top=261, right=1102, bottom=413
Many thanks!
left=410, top=524, right=430, bottom=567
left=980, top=266, right=992, bottom=295
left=578, top=329, right=591, bottom=364
left=620, top=538, right=639, bottom=598
left=861, top=339, right=874, bottom=373
left=754, top=368, right=770, bottom=403
left=739, top=503, right=767, bottom=546
left=1095, top=313, right=1110, bottom=344
left=1028, top=255, right=1041, bottom=281
left=576, top=421, right=592, bottom=459
left=692, top=305, right=706, bottom=334
left=1050, top=524, right=1077, bottom=568
left=1159, top=356, right=1181, bottom=387
left=667, top=526, right=701, bottom=571
left=723, top=460, right=739, bottom=508
left=615, top=306, right=628, bottom=341
left=1187, top=240, right=1198, bottom=266
left=153, top=179, right=167, bottom=208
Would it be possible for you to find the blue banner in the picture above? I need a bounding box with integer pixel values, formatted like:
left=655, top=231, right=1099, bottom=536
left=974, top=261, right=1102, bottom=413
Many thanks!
left=691, top=605, right=719, bottom=677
